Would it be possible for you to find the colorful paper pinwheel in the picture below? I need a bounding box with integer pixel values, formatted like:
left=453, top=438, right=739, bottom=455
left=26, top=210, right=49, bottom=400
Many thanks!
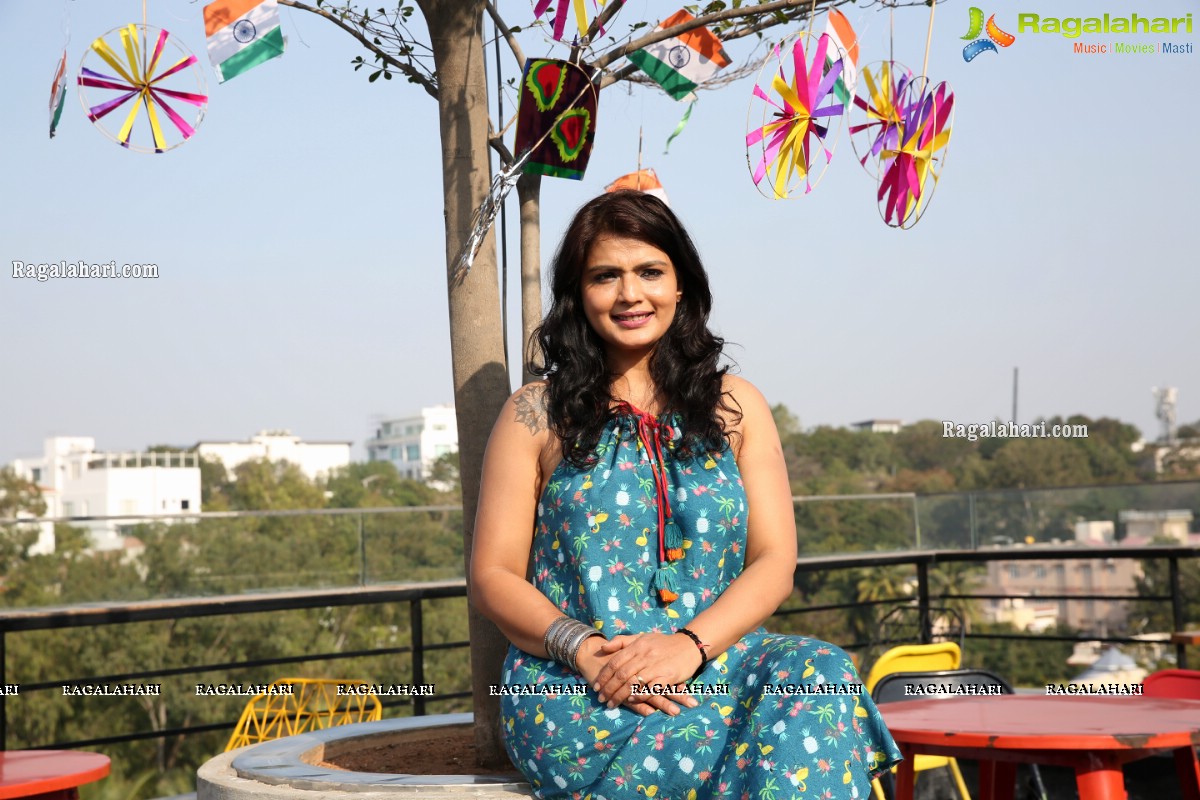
left=532, top=0, right=617, bottom=45
left=745, top=33, right=845, bottom=199
left=848, top=61, right=914, bottom=179
left=50, top=50, right=68, bottom=138
left=77, top=24, right=208, bottom=153
left=876, top=78, right=954, bottom=228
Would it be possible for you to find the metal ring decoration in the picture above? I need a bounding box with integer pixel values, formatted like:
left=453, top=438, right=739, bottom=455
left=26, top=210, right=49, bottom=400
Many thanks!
left=77, top=23, right=208, bottom=153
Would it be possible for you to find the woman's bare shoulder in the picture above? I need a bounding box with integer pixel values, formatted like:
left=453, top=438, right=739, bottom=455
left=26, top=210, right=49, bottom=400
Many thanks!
left=719, top=375, right=775, bottom=453
left=720, top=374, right=771, bottom=420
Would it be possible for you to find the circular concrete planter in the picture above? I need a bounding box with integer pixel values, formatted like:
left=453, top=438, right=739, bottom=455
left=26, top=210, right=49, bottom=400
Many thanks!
left=197, top=714, right=532, bottom=799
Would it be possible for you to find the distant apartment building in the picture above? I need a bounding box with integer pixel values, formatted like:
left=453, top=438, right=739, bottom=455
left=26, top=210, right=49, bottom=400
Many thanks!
left=850, top=419, right=903, bottom=434
left=366, top=406, right=457, bottom=481
left=196, top=430, right=351, bottom=481
left=9, top=436, right=200, bottom=552
left=981, top=513, right=1199, bottom=636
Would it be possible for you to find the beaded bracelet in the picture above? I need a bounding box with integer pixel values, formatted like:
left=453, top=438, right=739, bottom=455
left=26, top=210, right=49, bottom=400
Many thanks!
left=677, top=627, right=709, bottom=679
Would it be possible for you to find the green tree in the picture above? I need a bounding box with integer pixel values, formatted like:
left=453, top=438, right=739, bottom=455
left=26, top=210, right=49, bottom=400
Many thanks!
left=428, top=450, right=462, bottom=500
left=893, top=420, right=975, bottom=474
left=224, top=459, right=327, bottom=511
left=984, top=438, right=1094, bottom=490
left=966, top=623, right=1077, bottom=688
left=196, top=455, right=233, bottom=510
left=0, top=466, right=46, bottom=518
left=1133, top=555, right=1200, bottom=633
left=326, top=461, right=438, bottom=508
left=770, top=403, right=800, bottom=439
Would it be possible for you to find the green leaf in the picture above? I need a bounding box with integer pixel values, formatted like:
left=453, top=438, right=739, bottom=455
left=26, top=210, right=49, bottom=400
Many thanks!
left=369, top=70, right=382, bottom=82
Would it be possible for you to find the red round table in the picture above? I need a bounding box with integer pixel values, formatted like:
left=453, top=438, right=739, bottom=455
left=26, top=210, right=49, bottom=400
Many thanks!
left=879, top=695, right=1200, bottom=800
left=0, top=750, right=110, bottom=799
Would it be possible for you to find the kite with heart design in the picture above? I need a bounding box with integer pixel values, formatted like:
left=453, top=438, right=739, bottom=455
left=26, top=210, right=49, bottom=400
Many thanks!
left=514, top=58, right=599, bottom=180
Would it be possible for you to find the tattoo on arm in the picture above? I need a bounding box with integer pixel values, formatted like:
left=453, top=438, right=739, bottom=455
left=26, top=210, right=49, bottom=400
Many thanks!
left=514, top=384, right=548, bottom=435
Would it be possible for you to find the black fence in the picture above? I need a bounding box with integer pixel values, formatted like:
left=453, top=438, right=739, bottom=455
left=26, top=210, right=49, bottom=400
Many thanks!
left=2, top=544, right=1195, bottom=751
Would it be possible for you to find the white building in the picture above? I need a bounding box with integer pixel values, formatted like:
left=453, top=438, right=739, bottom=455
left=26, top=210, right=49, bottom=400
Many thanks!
left=850, top=419, right=903, bottom=434
left=1118, top=509, right=1194, bottom=544
left=9, top=436, right=201, bottom=552
left=366, top=406, right=458, bottom=481
left=196, top=430, right=351, bottom=482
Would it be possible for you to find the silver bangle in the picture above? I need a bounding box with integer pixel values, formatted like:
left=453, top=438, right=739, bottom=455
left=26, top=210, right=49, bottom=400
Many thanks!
left=543, top=617, right=602, bottom=672
left=566, top=628, right=602, bottom=673
left=548, top=618, right=577, bottom=662
left=544, top=617, right=575, bottom=664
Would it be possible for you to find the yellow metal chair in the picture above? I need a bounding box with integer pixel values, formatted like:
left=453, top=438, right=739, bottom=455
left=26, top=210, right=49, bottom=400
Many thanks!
left=863, top=641, right=961, bottom=694
left=224, top=678, right=383, bottom=751
left=863, top=643, right=968, bottom=800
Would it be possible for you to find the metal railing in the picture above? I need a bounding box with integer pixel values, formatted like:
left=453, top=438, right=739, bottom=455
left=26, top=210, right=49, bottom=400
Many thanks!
left=2, top=544, right=1195, bottom=752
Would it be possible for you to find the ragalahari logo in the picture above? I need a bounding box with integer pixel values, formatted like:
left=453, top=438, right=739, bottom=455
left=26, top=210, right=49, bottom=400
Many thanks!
left=962, top=7, right=1016, bottom=61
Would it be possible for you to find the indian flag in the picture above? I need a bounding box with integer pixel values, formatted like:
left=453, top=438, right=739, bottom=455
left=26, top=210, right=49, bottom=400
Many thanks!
left=203, top=0, right=285, bottom=83
left=627, top=10, right=731, bottom=101
left=824, top=8, right=859, bottom=105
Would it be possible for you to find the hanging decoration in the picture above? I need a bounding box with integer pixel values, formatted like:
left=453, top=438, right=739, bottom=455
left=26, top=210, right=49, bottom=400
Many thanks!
left=532, top=0, right=620, bottom=45
left=203, top=0, right=286, bottom=83
left=77, top=23, right=208, bottom=153
left=875, top=78, right=954, bottom=228
left=628, top=8, right=730, bottom=153
left=627, top=9, right=732, bottom=101
left=823, top=8, right=859, bottom=105
left=49, top=50, right=69, bottom=138
left=450, top=154, right=530, bottom=284
left=513, top=58, right=599, bottom=180
left=848, top=60, right=914, bottom=179
left=869, top=0, right=954, bottom=228
left=606, top=169, right=668, bottom=205
left=745, top=33, right=845, bottom=198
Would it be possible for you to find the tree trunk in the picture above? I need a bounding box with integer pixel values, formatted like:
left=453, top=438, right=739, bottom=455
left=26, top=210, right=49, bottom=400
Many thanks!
left=516, top=172, right=542, bottom=386
left=415, top=0, right=511, bottom=768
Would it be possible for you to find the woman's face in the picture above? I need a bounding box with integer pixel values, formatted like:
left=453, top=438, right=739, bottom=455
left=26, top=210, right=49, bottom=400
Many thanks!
left=581, top=234, right=681, bottom=365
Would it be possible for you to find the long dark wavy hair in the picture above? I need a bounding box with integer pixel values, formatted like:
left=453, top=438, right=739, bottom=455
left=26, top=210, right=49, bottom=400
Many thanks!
left=529, top=190, right=738, bottom=467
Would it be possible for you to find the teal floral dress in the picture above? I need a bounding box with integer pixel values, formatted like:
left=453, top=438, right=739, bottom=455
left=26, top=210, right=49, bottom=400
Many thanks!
left=500, top=407, right=901, bottom=799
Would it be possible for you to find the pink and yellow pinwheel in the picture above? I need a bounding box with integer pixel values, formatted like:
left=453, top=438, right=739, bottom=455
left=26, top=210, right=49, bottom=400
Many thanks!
left=532, top=0, right=618, bottom=45
left=745, top=33, right=845, bottom=199
left=876, top=79, right=954, bottom=228
left=77, top=24, right=208, bottom=153
left=848, top=61, right=914, bottom=179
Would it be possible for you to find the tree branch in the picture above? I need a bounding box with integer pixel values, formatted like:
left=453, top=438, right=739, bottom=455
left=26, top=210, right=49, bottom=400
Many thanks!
left=484, top=1, right=525, bottom=71
left=592, top=0, right=823, bottom=71
left=279, top=0, right=439, bottom=98
left=594, top=0, right=926, bottom=92
left=488, top=133, right=515, bottom=167
left=570, top=0, right=627, bottom=63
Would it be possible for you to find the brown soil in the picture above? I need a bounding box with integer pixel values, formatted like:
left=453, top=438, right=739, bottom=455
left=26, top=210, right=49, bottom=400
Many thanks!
left=319, top=729, right=520, bottom=776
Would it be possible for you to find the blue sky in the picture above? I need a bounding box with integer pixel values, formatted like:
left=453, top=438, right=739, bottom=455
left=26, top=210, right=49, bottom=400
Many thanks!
left=2, top=0, right=1196, bottom=465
